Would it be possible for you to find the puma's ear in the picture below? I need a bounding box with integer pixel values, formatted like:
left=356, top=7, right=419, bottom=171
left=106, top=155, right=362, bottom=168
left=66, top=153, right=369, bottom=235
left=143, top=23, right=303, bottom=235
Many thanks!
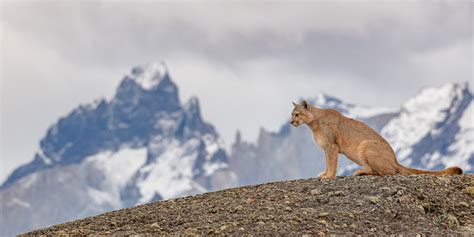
left=292, top=102, right=298, bottom=107
left=302, top=100, right=310, bottom=109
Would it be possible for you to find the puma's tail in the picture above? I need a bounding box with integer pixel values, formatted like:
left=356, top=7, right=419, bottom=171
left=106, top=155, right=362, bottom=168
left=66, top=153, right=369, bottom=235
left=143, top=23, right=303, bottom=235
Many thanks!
left=397, top=165, right=463, bottom=175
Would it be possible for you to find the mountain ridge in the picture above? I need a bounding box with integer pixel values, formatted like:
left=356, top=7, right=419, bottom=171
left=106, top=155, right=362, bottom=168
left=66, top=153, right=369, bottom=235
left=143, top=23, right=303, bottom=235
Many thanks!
left=24, top=175, right=474, bottom=235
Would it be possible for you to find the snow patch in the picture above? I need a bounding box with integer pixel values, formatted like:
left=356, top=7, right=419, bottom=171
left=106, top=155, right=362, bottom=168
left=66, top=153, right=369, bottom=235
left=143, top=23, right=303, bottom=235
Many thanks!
left=84, top=148, right=147, bottom=207
left=203, top=162, right=227, bottom=176
left=37, top=148, right=52, bottom=165
left=87, top=148, right=148, bottom=190
left=445, top=100, right=474, bottom=169
left=382, top=83, right=462, bottom=160
left=137, top=139, right=201, bottom=202
left=129, top=62, right=168, bottom=90
left=9, top=198, right=31, bottom=208
left=310, top=93, right=396, bottom=118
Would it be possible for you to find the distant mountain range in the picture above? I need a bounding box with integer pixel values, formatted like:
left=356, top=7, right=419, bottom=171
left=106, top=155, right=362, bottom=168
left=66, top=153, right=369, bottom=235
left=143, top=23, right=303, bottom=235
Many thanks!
left=0, top=63, right=236, bottom=236
left=1, top=62, right=472, bottom=236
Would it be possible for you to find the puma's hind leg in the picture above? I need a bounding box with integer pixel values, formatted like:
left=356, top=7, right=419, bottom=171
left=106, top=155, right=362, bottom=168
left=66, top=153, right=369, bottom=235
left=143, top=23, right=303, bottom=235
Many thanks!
left=353, top=167, right=378, bottom=176
left=356, top=140, right=398, bottom=176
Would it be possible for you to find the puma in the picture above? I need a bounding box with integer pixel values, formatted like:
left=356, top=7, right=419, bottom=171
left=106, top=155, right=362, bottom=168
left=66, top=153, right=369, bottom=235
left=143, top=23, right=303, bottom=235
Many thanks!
left=290, top=100, right=463, bottom=179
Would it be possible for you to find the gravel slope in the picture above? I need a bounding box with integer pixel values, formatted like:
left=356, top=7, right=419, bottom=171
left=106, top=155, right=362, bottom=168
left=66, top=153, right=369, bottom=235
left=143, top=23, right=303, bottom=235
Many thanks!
left=24, top=175, right=473, bottom=235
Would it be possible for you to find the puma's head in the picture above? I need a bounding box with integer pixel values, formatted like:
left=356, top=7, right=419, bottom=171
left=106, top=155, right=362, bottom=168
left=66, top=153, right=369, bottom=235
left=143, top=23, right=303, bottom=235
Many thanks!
left=290, top=100, right=315, bottom=127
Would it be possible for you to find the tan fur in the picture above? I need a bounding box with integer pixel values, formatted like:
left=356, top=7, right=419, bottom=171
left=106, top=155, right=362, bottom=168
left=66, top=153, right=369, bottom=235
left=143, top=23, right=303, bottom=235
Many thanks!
left=290, top=100, right=463, bottom=179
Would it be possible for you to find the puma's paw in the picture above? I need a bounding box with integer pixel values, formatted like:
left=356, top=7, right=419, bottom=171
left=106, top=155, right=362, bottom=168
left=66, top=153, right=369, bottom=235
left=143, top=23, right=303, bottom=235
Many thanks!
left=318, top=171, right=327, bottom=178
left=353, top=170, right=365, bottom=176
left=320, top=174, right=336, bottom=180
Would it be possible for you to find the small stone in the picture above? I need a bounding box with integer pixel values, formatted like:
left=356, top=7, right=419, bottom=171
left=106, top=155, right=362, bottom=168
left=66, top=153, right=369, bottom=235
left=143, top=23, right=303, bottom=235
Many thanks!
left=350, top=223, right=358, bottom=229
left=318, top=212, right=330, bottom=217
left=238, top=227, right=245, bottom=231
left=256, top=221, right=266, bottom=226
left=233, top=205, right=243, bottom=213
left=285, top=206, right=293, bottom=212
left=367, top=196, right=381, bottom=204
left=334, top=191, right=345, bottom=196
left=416, top=205, right=425, bottom=214
left=459, top=202, right=469, bottom=208
left=150, top=223, right=160, bottom=228
left=379, top=187, right=391, bottom=192
left=464, top=187, right=474, bottom=196
left=318, top=220, right=328, bottom=225
left=310, top=189, right=322, bottom=195
left=342, top=223, right=348, bottom=228
left=284, top=200, right=291, bottom=204
left=220, top=225, right=228, bottom=231
left=444, top=214, right=459, bottom=227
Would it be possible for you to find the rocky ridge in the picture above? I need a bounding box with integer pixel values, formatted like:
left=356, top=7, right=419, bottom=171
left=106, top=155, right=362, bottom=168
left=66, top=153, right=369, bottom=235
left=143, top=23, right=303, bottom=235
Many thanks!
left=25, top=175, right=474, bottom=235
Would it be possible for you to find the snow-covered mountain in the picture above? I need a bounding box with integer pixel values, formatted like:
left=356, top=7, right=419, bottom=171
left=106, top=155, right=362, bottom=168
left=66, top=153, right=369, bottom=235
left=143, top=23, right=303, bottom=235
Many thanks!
left=0, top=63, right=237, bottom=236
left=230, top=83, right=473, bottom=185
left=381, top=83, right=473, bottom=172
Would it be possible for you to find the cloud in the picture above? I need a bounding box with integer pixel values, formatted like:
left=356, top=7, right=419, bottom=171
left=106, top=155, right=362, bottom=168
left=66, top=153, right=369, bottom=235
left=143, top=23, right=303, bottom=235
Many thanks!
left=1, top=0, right=472, bottom=183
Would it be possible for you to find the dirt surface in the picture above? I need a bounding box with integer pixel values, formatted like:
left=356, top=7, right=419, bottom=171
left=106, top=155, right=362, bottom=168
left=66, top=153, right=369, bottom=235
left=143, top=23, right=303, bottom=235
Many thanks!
left=25, top=175, right=473, bottom=235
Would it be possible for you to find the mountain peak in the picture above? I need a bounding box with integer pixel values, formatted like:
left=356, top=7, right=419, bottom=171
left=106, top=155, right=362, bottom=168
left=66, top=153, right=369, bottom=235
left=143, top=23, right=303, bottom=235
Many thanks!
left=308, top=93, right=396, bottom=119
left=129, top=62, right=169, bottom=90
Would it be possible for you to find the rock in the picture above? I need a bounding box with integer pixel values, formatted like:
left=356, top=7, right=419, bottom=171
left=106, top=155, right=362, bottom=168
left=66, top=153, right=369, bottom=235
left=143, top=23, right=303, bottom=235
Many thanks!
left=367, top=196, right=381, bottom=204
left=318, top=220, right=328, bottom=225
left=459, top=202, right=469, bottom=208
left=150, top=223, right=160, bottom=228
left=220, top=225, right=228, bottom=231
left=310, top=189, right=322, bottom=195
left=464, top=187, right=474, bottom=196
left=350, top=223, right=358, bottom=229
left=416, top=205, right=425, bottom=214
left=285, top=207, right=293, bottom=212
left=334, top=191, right=344, bottom=196
left=318, top=212, right=330, bottom=217
left=379, top=187, right=391, bottom=192
left=233, top=205, right=243, bottom=213
left=444, top=214, right=459, bottom=228
left=256, top=221, right=266, bottom=226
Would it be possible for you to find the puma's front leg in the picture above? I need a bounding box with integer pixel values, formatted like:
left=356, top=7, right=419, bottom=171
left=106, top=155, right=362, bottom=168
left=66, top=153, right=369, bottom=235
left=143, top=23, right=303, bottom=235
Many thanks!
left=318, top=153, right=329, bottom=177
left=321, top=144, right=339, bottom=180
left=318, top=171, right=327, bottom=178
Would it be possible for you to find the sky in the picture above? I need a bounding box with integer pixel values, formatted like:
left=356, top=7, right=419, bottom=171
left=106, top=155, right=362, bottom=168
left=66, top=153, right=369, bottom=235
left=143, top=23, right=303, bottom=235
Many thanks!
left=1, top=0, right=472, bottom=183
